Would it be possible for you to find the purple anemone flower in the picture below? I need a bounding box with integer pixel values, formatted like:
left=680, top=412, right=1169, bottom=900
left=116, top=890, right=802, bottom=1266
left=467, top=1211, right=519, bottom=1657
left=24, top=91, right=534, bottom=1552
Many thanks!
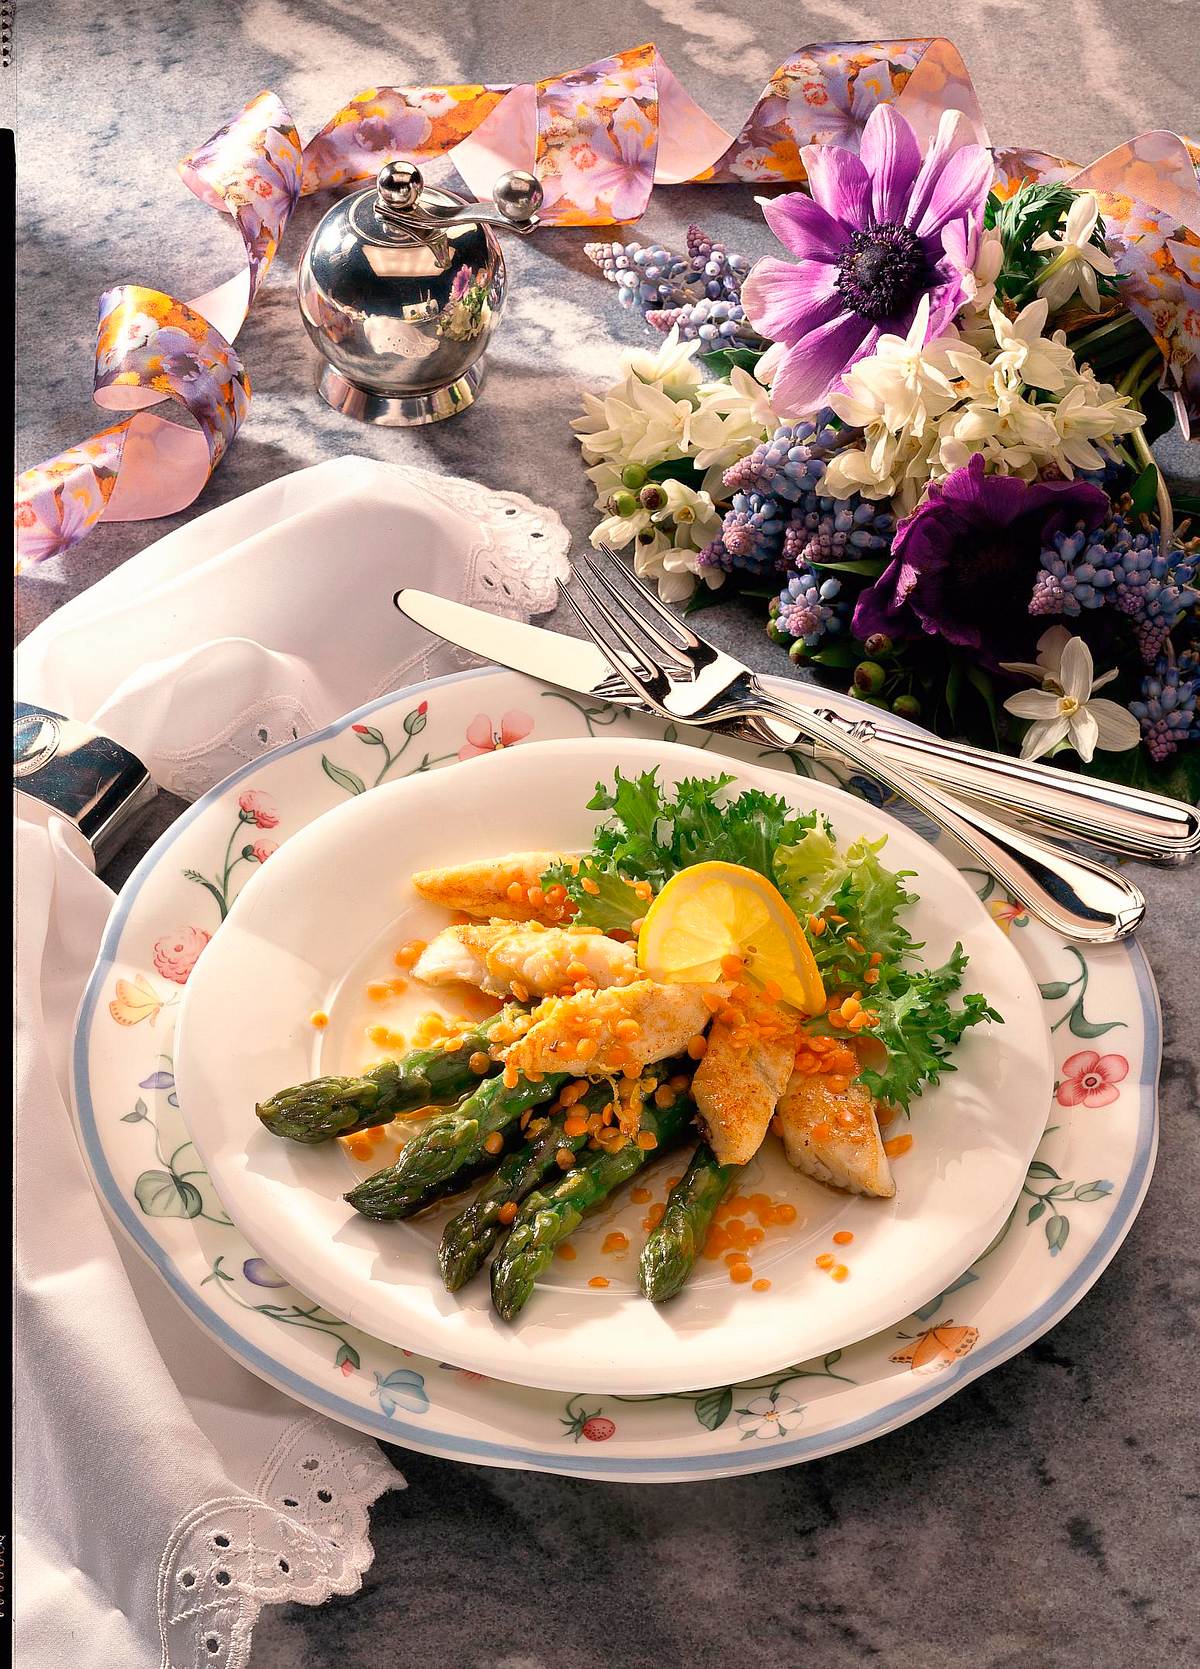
left=742, top=105, right=994, bottom=416
left=852, top=455, right=1110, bottom=665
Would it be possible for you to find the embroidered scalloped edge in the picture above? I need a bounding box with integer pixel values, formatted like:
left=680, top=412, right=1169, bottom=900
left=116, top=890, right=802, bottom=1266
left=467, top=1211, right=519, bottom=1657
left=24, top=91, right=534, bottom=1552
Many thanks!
left=140, top=466, right=570, bottom=800
left=157, top=1417, right=400, bottom=1669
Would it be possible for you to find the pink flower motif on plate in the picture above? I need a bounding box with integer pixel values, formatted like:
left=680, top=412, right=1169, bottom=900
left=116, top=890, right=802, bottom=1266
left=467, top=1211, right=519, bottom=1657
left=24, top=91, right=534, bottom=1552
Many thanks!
left=458, top=709, right=535, bottom=760
left=1056, top=1050, right=1129, bottom=1108
left=250, top=839, right=277, bottom=864
left=153, top=926, right=212, bottom=985
left=238, top=789, right=279, bottom=829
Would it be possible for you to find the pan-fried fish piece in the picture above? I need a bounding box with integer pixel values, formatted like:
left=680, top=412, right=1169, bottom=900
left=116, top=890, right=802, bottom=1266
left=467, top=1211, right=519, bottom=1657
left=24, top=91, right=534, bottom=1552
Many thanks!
left=775, top=1074, right=895, bottom=1198
left=501, top=979, right=712, bottom=1078
left=411, top=851, right=575, bottom=924
left=691, top=1013, right=798, bottom=1166
left=413, top=922, right=637, bottom=998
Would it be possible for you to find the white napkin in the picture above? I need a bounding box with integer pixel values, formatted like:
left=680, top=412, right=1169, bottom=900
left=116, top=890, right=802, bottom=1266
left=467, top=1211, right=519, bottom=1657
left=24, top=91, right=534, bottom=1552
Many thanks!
left=14, top=457, right=570, bottom=1669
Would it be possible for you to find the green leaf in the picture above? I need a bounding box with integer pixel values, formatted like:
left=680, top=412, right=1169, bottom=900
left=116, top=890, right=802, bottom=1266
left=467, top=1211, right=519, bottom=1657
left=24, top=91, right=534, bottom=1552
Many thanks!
left=1073, top=1184, right=1111, bottom=1202
left=354, top=724, right=386, bottom=746
left=403, top=707, right=428, bottom=737
left=693, top=1385, right=734, bottom=1430
left=321, top=756, right=366, bottom=796
left=965, top=663, right=1000, bottom=745
left=699, top=346, right=765, bottom=379
left=122, top=1098, right=149, bottom=1123
left=1027, top=1199, right=1046, bottom=1223
left=1046, top=1182, right=1075, bottom=1198
left=1038, top=980, right=1071, bottom=1000
left=1045, top=1213, right=1070, bottom=1254
left=683, top=584, right=727, bottom=616
left=134, top=1169, right=203, bottom=1218
left=1128, top=462, right=1160, bottom=517
left=1027, top=1160, right=1061, bottom=1179
left=1067, top=1003, right=1125, bottom=1040
left=809, top=642, right=860, bottom=668
left=335, top=1342, right=361, bottom=1371
left=805, top=557, right=888, bottom=577
left=645, top=457, right=706, bottom=489
left=945, top=660, right=963, bottom=725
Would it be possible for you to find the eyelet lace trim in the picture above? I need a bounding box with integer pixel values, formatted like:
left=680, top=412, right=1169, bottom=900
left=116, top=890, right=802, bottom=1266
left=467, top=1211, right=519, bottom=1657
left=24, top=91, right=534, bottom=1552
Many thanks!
left=145, top=467, right=570, bottom=801
left=158, top=1418, right=400, bottom=1669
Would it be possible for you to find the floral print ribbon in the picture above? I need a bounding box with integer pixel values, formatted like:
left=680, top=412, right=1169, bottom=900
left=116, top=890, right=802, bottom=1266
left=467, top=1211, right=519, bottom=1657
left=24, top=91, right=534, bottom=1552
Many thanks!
left=14, top=38, right=1199, bottom=569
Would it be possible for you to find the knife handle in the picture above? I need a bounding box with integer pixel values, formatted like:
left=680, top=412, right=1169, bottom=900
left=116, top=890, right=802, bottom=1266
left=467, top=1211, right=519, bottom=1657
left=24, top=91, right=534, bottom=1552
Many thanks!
left=745, top=705, right=1197, bottom=865
left=846, top=717, right=1198, bottom=866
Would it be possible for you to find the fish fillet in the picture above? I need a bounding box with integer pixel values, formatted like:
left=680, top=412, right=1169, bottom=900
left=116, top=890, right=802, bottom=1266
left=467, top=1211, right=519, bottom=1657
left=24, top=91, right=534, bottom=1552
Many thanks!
left=413, top=922, right=637, bottom=998
left=692, top=1014, right=798, bottom=1166
left=502, top=980, right=712, bottom=1077
left=411, top=852, right=574, bottom=924
left=775, top=1074, right=895, bottom=1198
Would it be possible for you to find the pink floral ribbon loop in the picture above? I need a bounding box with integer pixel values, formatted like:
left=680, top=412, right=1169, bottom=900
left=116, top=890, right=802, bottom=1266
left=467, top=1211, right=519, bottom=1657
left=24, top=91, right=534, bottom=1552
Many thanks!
left=15, top=94, right=300, bottom=571
left=14, top=39, right=1199, bottom=570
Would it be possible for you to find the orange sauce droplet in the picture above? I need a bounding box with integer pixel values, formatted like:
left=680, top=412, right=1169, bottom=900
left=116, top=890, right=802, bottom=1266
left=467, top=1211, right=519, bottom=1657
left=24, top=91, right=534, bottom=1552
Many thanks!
left=751, top=1278, right=771, bottom=1292
left=555, top=1243, right=577, bottom=1261
left=884, top=1133, right=914, bottom=1158
left=602, top=1232, right=629, bottom=1254
left=588, top=1275, right=610, bottom=1289
left=833, top=1230, right=854, bottom=1246
left=831, top=1264, right=850, bottom=1282
left=309, top=1010, right=329, bottom=1029
left=815, top=1253, right=836, bottom=1270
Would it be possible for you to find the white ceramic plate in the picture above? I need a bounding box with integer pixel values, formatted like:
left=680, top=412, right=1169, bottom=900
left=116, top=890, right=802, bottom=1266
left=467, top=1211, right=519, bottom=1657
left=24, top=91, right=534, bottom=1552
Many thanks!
left=174, top=735, right=1053, bottom=1394
left=72, top=666, right=1158, bottom=1477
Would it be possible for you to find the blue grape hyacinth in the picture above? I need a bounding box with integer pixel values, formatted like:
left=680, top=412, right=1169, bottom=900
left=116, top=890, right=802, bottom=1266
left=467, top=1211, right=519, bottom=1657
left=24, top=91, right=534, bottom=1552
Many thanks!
left=584, top=224, right=759, bottom=345
left=1130, top=651, right=1200, bottom=762
left=772, top=567, right=847, bottom=648
left=1032, top=510, right=1199, bottom=660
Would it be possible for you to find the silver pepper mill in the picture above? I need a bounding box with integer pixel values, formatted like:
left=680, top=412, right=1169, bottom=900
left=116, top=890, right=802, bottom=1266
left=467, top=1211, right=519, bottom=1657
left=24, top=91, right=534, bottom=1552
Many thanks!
left=297, top=160, right=543, bottom=426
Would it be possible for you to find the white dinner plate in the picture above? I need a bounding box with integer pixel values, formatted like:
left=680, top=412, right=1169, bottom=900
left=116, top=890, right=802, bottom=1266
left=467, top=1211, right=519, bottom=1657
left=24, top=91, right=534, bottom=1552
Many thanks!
left=72, top=665, right=1158, bottom=1478
left=173, top=735, right=1053, bottom=1394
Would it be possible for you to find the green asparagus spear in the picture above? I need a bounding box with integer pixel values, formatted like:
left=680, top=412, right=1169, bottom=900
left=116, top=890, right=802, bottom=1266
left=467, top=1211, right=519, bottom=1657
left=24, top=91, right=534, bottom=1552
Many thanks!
left=255, top=1013, right=510, bottom=1144
left=345, top=1068, right=568, bottom=1221
left=490, top=1088, right=695, bottom=1322
left=438, top=1084, right=612, bottom=1292
left=639, top=1142, right=738, bottom=1303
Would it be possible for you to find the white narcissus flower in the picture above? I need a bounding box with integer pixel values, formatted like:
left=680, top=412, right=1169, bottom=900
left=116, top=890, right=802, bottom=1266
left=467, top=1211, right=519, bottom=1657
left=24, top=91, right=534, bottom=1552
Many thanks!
left=623, top=326, right=704, bottom=400
left=988, top=298, right=1076, bottom=391
left=829, top=297, right=964, bottom=436
left=686, top=367, right=778, bottom=492
left=571, top=373, right=693, bottom=468
left=629, top=527, right=725, bottom=604
left=1033, top=192, right=1118, bottom=313
left=1000, top=631, right=1140, bottom=762
left=1048, top=381, right=1145, bottom=475
left=589, top=506, right=650, bottom=549
left=648, top=478, right=724, bottom=551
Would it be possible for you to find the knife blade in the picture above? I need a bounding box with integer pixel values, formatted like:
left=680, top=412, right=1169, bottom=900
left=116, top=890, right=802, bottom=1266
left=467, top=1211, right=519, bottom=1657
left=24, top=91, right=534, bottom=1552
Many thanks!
left=394, top=589, right=1199, bottom=864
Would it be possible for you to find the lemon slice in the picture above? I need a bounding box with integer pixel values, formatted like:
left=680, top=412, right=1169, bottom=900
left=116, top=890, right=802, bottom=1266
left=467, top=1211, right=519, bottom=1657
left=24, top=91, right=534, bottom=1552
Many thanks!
left=637, top=861, right=825, bottom=1015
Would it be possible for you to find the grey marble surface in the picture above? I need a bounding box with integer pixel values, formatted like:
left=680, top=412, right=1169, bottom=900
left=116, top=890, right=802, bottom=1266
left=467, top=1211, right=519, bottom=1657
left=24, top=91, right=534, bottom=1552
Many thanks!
left=15, top=3, right=1200, bottom=1665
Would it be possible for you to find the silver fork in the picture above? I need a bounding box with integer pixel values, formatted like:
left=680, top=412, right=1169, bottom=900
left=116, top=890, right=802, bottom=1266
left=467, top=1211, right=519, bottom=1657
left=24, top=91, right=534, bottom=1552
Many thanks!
left=558, top=549, right=1147, bottom=945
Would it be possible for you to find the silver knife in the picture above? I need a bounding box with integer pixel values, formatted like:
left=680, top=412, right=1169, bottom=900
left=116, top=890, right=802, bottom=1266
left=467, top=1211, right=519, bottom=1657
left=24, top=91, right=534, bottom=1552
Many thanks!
left=394, top=590, right=1199, bottom=865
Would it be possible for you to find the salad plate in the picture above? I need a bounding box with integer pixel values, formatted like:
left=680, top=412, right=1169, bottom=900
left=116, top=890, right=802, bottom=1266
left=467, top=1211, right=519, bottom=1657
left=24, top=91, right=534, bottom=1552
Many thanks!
left=71, top=666, right=1159, bottom=1479
left=173, top=737, right=1052, bottom=1395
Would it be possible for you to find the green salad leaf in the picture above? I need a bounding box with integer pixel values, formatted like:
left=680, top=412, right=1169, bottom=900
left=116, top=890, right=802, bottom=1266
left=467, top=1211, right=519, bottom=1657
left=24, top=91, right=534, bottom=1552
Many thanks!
left=856, top=947, right=1003, bottom=1114
left=543, top=770, right=827, bottom=930
left=546, top=769, right=1000, bottom=1110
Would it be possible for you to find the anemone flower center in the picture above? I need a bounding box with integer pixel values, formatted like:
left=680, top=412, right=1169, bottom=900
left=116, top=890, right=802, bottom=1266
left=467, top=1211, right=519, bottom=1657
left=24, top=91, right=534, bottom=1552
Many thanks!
left=836, top=222, right=931, bottom=323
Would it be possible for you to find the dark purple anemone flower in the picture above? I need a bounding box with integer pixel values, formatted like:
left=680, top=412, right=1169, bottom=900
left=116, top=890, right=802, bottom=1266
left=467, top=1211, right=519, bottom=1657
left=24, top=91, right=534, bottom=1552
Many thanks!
left=852, top=455, right=1111, bottom=665
left=742, top=105, right=993, bottom=415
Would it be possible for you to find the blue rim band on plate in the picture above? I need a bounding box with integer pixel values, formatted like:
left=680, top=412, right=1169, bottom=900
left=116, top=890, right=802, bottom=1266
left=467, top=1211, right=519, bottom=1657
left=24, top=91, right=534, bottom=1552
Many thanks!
left=70, top=664, right=1161, bottom=1478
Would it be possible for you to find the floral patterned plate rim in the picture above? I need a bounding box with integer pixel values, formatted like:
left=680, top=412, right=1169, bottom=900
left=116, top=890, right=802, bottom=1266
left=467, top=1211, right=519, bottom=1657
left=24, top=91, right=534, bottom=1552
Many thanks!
left=71, top=665, right=1160, bottom=1481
